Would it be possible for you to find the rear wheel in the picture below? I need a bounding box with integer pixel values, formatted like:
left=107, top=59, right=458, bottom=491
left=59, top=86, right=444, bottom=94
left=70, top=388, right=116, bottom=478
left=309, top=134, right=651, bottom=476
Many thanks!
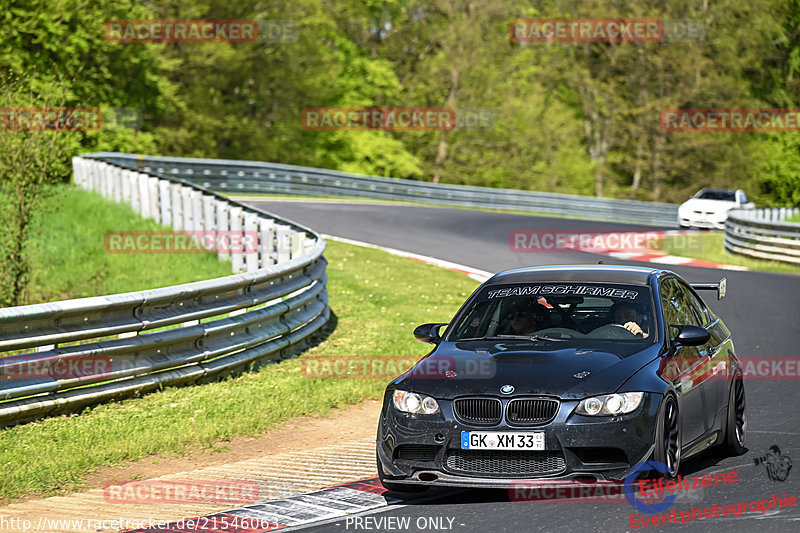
left=720, top=377, right=746, bottom=455
left=653, top=395, right=681, bottom=480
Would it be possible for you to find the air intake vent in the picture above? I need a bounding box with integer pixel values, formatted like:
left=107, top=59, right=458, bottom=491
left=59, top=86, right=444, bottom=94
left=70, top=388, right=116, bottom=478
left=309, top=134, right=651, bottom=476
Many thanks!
left=395, top=445, right=438, bottom=462
left=454, top=397, right=502, bottom=425
left=446, top=450, right=566, bottom=477
left=506, top=398, right=559, bottom=425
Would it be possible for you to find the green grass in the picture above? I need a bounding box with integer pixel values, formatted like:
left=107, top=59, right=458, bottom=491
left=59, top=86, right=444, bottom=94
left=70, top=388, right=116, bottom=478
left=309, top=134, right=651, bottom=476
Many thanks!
left=25, top=186, right=232, bottom=304
left=0, top=240, right=479, bottom=503
left=787, top=213, right=800, bottom=223
left=660, top=232, right=800, bottom=274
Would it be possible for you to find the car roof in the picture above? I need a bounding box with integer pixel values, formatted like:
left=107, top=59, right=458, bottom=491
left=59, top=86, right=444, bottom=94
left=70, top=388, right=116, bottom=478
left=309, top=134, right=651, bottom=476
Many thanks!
left=486, top=264, right=660, bottom=286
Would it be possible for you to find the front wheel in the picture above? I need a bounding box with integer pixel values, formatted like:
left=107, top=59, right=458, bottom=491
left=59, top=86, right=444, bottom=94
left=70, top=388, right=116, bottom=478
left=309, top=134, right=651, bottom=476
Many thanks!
left=720, top=377, right=746, bottom=456
left=653, top=395, right=681, bottom=480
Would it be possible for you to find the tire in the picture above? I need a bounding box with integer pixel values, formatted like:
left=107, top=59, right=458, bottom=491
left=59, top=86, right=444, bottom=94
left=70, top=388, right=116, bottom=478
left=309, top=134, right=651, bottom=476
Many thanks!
left=720, top=377, right=746, bottom=456
left=377, top=457, right=428, bottom=493
left=653, top=394, right=681, bottom=480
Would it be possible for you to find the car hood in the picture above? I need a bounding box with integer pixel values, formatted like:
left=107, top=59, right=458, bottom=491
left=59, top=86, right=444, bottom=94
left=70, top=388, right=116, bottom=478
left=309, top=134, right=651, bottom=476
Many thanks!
left=679, top=198, right=736, bottom=213
left=395, top=341, right=660, bottom=400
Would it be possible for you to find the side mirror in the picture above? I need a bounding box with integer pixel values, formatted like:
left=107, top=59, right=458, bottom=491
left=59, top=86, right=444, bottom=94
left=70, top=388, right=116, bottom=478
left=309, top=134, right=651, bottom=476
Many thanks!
left=671, top=325, right=711, bottom=347
left=413, top=323, right=448, bottom=344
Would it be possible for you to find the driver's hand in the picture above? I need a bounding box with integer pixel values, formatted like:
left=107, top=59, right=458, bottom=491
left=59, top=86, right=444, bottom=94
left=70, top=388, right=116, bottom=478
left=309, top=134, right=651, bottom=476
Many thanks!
left=623, top=321, right=644, bottom=336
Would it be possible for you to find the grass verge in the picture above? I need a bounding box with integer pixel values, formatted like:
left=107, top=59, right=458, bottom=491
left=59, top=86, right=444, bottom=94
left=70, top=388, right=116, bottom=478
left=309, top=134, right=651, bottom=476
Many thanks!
left=0, top=240, right=479, bottom=503
left=660, top=232, right=800, bottom=274
left=25, top=186, right=232, bottom=304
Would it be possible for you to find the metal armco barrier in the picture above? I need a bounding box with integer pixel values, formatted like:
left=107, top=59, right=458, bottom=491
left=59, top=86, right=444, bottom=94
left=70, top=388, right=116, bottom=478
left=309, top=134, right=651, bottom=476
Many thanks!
left=725, top=207, right=800, bottom=265
left=0, top=157, right=329, bottom=426
left=84, top=152, right=680, bottom=227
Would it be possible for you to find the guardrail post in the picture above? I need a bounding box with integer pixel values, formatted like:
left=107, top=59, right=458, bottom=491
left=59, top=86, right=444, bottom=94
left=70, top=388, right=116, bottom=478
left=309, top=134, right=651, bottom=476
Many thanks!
left=181, top=187, right=193, bottom=233
left=276, top=225, right=291, bottom=263
left=244, top=212, right=259, bottom=272
left=85, top=159, right=94, bottom=189
left=85, top=160, right=94, bottom=191
left=138, top=173, right=150, bottom=219
left=259, top=218, right=275, bottom=267
left=171, top=183, right=183, bottom=232
left=102, top=163, right=113, bottom=200
left=216, top=200, right=230, bottom=262
left=202, top=195, right=216, bottom=249
left=92, top=161, right=102, bottom=196
left=94, top=161, right=103, bottom=196
left=229, top=206, right=244, bottom=273
left=290, top=232, right=304, bottom=259
left=121, top=168, right=131, bottom=204
left=191, top=191, right=203, bottom=233
left=129, top=171, right=141, bottom=214
left=148, top=177, right=160, bottom=223
left=72, top=157, right=84, bottom=187
left=111, top=167, right=122, bottom=203
left=159, top=181, right=172, bottom=227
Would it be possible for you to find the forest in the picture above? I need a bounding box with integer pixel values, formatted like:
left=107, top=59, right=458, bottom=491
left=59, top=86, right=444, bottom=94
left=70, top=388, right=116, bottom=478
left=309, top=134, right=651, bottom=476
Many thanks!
left=2, top=0, right=800, bottom=206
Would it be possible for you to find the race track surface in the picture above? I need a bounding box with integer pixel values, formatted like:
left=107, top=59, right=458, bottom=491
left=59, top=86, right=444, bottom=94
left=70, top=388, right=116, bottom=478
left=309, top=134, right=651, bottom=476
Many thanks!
left=246, top=200, right=800, bottom=533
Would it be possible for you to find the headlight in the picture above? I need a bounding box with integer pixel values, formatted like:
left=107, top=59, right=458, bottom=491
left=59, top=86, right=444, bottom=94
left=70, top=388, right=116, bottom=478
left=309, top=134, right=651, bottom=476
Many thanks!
left=393, top=390, right=440, bottom=415
left=576, top=392, right=644, bottom=416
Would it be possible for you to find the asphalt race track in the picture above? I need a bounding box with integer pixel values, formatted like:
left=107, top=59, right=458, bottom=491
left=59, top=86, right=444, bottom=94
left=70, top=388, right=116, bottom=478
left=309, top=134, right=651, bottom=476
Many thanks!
left=247, top=200, right=800, bottom=533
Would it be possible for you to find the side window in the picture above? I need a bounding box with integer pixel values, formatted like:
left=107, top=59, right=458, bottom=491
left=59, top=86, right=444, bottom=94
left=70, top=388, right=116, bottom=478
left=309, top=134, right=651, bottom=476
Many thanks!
left=679, top=282, right=708, bottom=326
left=660, top=279, right=702, bottom=327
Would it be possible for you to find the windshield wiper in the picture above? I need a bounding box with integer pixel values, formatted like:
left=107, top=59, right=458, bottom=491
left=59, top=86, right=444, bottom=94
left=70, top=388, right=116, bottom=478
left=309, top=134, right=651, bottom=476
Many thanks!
left=456, top=334, right=566, bottom=342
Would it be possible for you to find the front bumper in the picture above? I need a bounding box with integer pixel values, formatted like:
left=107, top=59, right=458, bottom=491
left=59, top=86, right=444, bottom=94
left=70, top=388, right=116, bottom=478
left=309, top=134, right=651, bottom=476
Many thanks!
left=679, top=213, right=726, bottom=230
left=377, top=393, right=660, bottom=489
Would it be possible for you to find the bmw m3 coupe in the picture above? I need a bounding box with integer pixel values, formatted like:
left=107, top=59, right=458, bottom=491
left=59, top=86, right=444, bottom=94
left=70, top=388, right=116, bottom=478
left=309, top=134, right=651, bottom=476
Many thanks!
left=377, top=265, right=746, bottom=491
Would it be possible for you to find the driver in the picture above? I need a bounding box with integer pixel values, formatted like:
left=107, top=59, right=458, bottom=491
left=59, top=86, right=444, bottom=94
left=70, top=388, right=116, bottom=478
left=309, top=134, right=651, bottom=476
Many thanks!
left=508, top=300, right=550, bottom=335
left=610, top=302, right=650, bottom=338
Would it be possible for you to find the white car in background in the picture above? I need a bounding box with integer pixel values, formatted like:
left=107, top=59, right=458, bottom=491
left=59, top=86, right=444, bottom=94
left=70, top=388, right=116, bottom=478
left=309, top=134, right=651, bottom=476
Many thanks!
left=678, top=188, right=755, bottom=229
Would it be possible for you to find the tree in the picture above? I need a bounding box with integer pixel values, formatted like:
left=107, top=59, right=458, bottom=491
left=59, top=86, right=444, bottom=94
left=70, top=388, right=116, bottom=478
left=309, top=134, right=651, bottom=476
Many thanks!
left=0, top=75, right=81, bottom=306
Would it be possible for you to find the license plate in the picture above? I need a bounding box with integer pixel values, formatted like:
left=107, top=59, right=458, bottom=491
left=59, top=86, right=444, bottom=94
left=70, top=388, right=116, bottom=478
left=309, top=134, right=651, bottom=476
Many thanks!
left=461, top=431, right=545, bottom=450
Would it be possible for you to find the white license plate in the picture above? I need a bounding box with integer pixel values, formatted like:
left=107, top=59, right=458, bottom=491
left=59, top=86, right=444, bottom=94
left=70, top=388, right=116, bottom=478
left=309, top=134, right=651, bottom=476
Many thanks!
left=461, top=431, right=545, bottom=450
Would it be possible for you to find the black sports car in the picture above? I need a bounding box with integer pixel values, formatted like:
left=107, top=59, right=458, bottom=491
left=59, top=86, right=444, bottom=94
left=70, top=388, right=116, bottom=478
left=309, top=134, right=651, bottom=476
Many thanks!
left=377, top=265, right=746, bottom=491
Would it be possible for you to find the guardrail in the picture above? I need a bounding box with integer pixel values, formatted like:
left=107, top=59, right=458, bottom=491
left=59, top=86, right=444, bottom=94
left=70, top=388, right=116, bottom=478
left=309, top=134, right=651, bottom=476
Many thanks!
left=84, top=152, right=680, bottom=227
left=725, top=208, right=800, bottom=265
left=0, top=157, right=329, bottom=426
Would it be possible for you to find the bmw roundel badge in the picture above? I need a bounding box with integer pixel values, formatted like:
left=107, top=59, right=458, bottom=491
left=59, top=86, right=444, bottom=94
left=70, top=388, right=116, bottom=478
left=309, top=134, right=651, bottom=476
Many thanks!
left=500, top=384, right=514, bottom=394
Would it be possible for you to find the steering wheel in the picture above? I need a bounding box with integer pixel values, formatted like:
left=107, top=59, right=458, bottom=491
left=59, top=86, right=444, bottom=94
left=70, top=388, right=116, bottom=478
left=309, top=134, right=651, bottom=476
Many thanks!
left=591, top=323, right=640, bottom=339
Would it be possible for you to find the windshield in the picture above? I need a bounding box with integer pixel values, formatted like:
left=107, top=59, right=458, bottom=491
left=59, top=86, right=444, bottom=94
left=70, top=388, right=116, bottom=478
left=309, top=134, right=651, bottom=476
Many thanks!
left=695, top=189, right=736, bottom=201
left=448, top=282, right=656, bottom=344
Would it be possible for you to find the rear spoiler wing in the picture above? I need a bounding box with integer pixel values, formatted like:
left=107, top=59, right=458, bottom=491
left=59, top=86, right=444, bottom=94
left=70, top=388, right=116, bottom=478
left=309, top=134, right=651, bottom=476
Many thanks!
left=691, top=278, right=727, bottom=300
